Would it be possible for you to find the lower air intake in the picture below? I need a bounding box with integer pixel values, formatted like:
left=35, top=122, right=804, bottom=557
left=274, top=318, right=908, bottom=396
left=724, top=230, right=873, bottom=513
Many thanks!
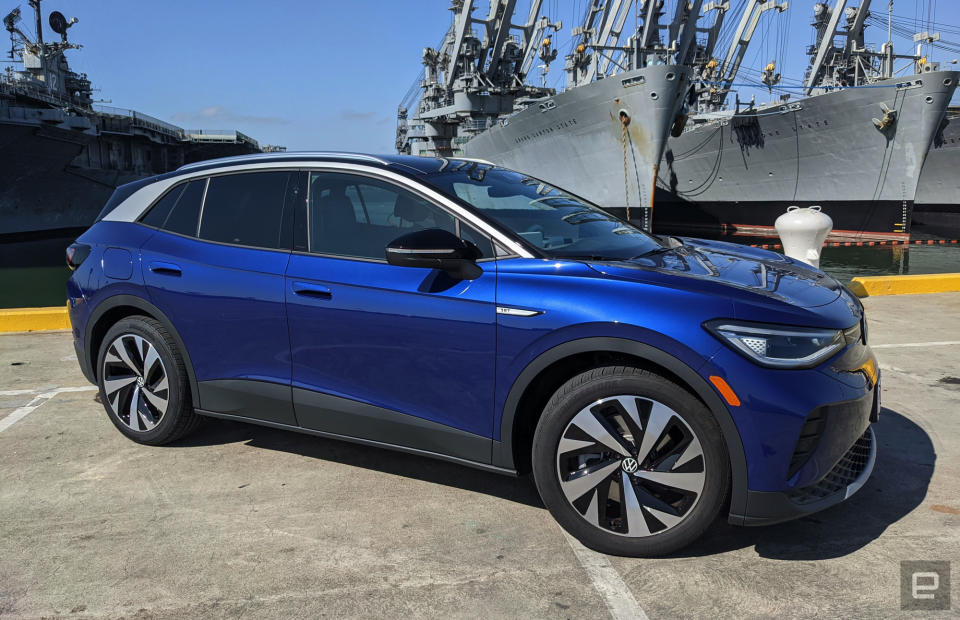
left=787, top=428, right=873, bottom=505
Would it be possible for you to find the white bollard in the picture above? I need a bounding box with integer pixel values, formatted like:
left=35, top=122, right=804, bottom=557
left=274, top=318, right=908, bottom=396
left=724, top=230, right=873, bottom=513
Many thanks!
left=774, top=206, right=833, bottom=269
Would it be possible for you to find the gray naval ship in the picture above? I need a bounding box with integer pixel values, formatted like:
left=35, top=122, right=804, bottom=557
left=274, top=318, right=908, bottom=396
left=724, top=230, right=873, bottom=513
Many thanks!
left=1, top=0, right=282, bottom=238
left=654, top=0, right=959, bottom=241
left=914, top=106, right=960, bottom=236
left=398, top=0, right=700, bottom=230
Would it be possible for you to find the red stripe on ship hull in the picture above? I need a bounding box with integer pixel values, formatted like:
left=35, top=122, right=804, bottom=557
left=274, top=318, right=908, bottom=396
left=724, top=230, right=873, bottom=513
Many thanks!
left=657, top=221, right=910, bottom=243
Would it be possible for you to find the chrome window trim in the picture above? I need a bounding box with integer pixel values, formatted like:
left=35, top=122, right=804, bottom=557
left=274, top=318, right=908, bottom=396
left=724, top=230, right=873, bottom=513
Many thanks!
left=289, top=249, right=497, bottom=265
left=106, top=161, right=533, bottom=259
left=194, top=177, right=210, bottom=237
left=388, top=247, right=458, bottom=254
left=176, top=152, right=390, bottom=172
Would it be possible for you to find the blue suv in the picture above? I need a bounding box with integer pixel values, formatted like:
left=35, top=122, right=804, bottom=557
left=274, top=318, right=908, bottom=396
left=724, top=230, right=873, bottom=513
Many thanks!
left=66, top=153, right=879, bottom=556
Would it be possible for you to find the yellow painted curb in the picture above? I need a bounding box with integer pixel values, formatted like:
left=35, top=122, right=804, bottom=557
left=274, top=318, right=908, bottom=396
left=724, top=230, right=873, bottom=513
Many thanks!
left=849, top=273, right=960, bottom=298
left=0, top=305, right=71, bottom=332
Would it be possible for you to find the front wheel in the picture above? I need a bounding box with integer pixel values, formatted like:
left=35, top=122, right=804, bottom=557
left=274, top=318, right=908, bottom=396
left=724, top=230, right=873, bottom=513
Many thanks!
left=532, top=366, right=730, bottom=557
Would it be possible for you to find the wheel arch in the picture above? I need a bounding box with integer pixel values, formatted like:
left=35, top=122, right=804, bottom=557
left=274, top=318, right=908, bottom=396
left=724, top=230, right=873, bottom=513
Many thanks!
left=494, top=337, right=748, bottom=522
left=85, top=294, right=200, bottom=409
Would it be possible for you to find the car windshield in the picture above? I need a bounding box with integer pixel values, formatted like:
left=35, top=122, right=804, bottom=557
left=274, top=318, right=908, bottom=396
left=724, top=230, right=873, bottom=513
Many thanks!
left=421, top=163, right=664, bottom=260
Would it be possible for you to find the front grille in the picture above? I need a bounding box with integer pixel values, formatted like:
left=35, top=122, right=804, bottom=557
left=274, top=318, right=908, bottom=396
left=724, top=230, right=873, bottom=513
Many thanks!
left=787, top=407, right=828, bottom=479
left=787, top=428, right=873, bottom=505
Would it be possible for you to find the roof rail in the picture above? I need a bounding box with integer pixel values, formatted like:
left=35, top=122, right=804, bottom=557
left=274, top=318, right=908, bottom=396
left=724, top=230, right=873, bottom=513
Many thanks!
left=453, top=157, right=495, bottom=166
left=176, top=151, right=391, bottom=172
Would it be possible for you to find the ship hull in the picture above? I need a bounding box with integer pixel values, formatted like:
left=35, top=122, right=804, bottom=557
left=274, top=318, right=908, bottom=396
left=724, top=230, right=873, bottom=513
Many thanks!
left=913, top=113, right=960, bottom=237
left=0, top=119, right=260, bottom=237
left=653, top=71, right=959, bottom=241
left=464, top=64, right=690, bottom=230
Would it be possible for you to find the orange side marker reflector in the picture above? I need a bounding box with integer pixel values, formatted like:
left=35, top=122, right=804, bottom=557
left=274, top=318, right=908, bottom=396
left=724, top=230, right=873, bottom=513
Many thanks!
left=709, top=376, right=741, bottom=407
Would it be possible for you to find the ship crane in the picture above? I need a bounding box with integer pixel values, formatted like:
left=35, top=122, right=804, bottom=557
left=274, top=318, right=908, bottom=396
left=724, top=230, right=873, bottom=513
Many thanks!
left=804, top=0, right=938, bottom=94
left=565, top=0, right=705, bottom=89
left=715, top=0, right=788, bottom=105
left=681, top=0, right=785, bottom=113
left=633, top=0, right=706, bottom=70
left=694, top=1, right=731, bottom=71
left=398, top=0, right=558, bottom=157
left=566, top=0, right=635, bottom=88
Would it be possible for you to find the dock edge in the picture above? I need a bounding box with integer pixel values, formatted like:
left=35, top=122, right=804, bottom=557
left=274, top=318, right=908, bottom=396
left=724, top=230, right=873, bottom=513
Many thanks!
left=0, top=305, right=71, bottom=333
left=849, top=274, right=960, bottom=298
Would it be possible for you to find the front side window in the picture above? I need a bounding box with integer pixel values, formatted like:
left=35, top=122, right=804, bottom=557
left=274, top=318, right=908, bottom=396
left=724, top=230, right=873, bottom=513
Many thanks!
left=198, top=171, right=296, bottom=249
left=421, top=164, right=664, bottom=261
left=308, top=172, right=462, bottom=260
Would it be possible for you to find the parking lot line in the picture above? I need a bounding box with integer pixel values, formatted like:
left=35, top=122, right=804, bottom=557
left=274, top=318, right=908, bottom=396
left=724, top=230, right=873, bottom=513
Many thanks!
left=0, top=386, right=97, bottom=434
left=871, top=341, right=960, bottom=349
left=559, top=528, right=648, bottom=620
left=0, top=392, right=55, bottom=435
left=0, top=386, right=97, bottom=397
left=0, top=389, right=40, bottom=396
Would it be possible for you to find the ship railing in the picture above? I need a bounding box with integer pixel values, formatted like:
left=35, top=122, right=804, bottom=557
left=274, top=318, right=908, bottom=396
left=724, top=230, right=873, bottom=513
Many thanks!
left=0, top=81, right=78, bottom=109
left=92, top=104, right=186, bottom=139
left=460, top=118, right=491, bottom=131
left=182, top=129, right=260, bottom=149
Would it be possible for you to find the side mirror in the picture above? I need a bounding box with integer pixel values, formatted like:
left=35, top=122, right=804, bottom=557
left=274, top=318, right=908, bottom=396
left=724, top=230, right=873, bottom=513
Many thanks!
left=385, top=228, right=483, bottom=280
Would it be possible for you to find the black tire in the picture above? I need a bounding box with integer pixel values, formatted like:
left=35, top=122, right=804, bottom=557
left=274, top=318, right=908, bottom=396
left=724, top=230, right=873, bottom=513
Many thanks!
left=532, top=366, right=729, bottom=557
left=96, top=315, right=200, bottom=445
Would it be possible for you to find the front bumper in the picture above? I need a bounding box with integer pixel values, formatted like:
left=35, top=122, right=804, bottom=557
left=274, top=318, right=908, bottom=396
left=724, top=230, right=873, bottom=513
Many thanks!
left=732, top=426, right=877, bottom=526
left=703, top=325, right=880, bottom=526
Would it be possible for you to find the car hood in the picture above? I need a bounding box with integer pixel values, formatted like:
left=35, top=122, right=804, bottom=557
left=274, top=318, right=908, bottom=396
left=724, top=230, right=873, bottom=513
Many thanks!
left=585, top=237, right=843, bottom=308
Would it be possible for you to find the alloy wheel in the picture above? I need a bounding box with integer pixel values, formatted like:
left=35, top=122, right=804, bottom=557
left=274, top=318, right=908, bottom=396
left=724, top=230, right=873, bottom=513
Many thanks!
left=101, top=333, right=169, bottom=432
left=555, top=395, right=706, bottom=537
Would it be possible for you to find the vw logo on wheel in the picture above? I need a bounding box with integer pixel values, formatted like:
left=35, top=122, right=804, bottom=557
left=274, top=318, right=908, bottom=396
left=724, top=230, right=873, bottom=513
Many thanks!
left=621, top=457, right=639, bottom=473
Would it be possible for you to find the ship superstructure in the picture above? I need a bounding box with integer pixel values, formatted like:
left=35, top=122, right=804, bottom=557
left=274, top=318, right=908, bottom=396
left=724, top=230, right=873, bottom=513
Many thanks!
left=654, top=0, right=958, bottom=241
left=1, top=0, right=283, bottom=236
left=400, top=0, right=699, bottom=230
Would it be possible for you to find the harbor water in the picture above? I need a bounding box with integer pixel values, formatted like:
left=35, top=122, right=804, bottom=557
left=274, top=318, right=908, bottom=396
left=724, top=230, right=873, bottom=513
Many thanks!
left=2, top=226, right=958, bottom=310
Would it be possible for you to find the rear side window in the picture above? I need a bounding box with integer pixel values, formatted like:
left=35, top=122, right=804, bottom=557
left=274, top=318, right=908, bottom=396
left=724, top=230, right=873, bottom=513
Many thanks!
left=140, top=184, right=185, bottom=228
left=198, top=172, right=294, bottom=249
left=163, top=181, right=206, bottom=236
left=140, top=180, right=205, bottom=236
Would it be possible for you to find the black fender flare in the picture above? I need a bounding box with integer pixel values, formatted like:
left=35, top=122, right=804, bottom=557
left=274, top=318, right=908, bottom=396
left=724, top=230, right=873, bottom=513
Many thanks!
left=494, top=337, right=748, bottom=522
left=84, top=294, right=201, bottom=409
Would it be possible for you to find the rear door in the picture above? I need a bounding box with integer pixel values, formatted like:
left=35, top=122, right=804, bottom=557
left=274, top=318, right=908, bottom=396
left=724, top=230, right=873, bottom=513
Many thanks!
left=285, top=170, right=498, bottom=462
left=140, top=169, right=303, bottom=424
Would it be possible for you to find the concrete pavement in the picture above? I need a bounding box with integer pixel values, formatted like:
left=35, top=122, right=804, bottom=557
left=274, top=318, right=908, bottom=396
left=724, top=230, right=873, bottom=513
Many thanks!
left=1, top=293, right=958, bottom=618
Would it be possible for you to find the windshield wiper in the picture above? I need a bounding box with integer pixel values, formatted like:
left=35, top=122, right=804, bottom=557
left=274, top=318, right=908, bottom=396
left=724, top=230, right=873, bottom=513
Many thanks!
left=626, top=247, right=673, bottom=260
left=554, top=254, right=621, bottom=262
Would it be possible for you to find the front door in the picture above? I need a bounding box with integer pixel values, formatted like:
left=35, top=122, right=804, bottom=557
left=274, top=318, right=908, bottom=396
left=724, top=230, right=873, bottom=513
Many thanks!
left=285, top=170, right=498, bottom=462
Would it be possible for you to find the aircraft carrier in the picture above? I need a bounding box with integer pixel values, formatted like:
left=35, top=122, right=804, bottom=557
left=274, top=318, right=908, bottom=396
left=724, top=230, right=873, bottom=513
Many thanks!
left=399, top=0, right=700, bottom=230
left=1, top=0, right=282, bottom=238
left=653, top=0, right=959, bottom=241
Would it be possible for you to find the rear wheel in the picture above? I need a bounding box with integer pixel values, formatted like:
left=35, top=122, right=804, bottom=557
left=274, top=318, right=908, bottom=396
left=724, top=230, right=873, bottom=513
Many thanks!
left=532, top=366, right=729, bottom=557
left=96, top=316, right=199, bottom=445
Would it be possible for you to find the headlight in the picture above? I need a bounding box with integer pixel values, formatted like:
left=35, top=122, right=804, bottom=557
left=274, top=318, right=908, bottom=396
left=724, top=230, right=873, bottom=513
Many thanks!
left=704, top=320, right=846, bottom=369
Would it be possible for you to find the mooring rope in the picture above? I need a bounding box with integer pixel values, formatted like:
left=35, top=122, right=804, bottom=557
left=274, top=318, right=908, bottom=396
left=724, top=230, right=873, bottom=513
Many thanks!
left=621, top=121, right=631, bottom=223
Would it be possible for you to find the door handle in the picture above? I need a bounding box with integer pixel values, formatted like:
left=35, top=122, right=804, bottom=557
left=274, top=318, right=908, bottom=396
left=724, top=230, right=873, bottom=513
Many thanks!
left=149, top=261, right=182, bottom=277
left=292, top=282, right=332, bottom=300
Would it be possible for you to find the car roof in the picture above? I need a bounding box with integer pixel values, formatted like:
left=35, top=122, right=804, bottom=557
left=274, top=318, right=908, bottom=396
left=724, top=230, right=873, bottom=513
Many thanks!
left=96, top=152, right=500, bottom=225
left=171, top=152, right=493, bottom=177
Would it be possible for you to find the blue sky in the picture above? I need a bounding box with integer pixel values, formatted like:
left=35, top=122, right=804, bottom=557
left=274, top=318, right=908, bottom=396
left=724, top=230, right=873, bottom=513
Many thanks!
left=16, top=1, right=960, bottom=152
